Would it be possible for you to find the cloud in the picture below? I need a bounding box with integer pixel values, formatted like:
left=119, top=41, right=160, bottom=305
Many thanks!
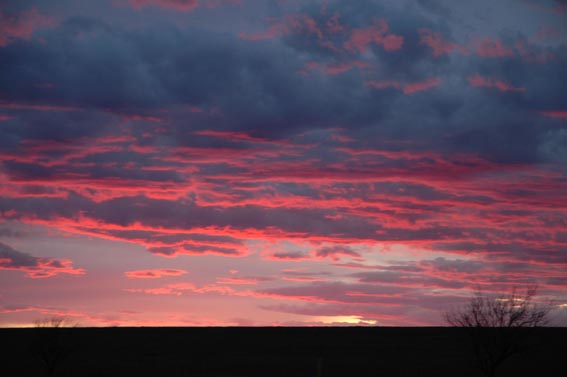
left=467, top=73, right=526, bottom=92
left=419, top=257, right=484, bottom=274
left=239, top=14, right=326, bottom=41
left=0, top=0, right=566, bottom=326
left=314, top=245, right=361, bottom=261
left=476, top=38, right=514, bottom=58
left=539, top=129, right=567, bottom=163
left=0, top=242, right=85, bottom=278
left=256, top=281, right=406, bottom=305
left=124, top=268, right=187, bottom=278
left=125, top=282, right=235, bottom=296
left=540, top=111, right=567, bottom=119
left=344, top=19, right=403, bottom=52
left=298, top=60, right=370, bottom=76
left=418, top=28, right=469, bottom=57
left=0, top=7, right=53, bottom=47
left=216, top=275, right=272, bottom=285
left=266, top=250, right=310, bottom=260
left=129, top=0, right=199, bottom=11
left=366, top=77, right=441, bottom=95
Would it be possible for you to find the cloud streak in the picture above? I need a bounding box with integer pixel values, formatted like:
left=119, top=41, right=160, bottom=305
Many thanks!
left=0, top=242, right=85, bottom=278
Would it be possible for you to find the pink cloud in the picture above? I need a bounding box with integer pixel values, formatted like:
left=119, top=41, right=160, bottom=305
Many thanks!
left=540, top=110, right=567, bottom=119
left=129, top=0, right=200, bottom=11
left=418, top=28, right=469, bottom=57
left=476, top=38, right=514, bottom=57
left=299, top=60, right=370, bottom=76
left=239, top=14, right=323, bottom=41
left=366, top=77, right=441, bottom=95
left=0, top=242, right=85, bottom=279
left=302, top=15, right=323, bottom=39
left=120, top=114, right=163, bottom=123
left=216, top=276, right=272, bottom=285
left=0, top=100, right=80, bottom=112
left=468, top=73, right=526, bottom=92
left=381, top=34, right=404, bottom=51
left=0, top=8, right=54, bottom=46
left=125, top=283, right=193, bottom=296
left=282, top=276, right=327, bottom=282
left=344, top=19, right=403, bottom=52
left=2, top=128, right=567, bottom=290
left=402, top=77, right=441, bottom=94
left=124, top=268, right=187, bottom=278
left=0, top=305, right=124, bottom=327
left=126, top=282, right=236, bottom=296
left=241, top=14, right=404, bottom=55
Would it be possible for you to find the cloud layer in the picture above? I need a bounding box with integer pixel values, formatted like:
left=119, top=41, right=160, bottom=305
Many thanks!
left=0, top=0, right=566, bottom=326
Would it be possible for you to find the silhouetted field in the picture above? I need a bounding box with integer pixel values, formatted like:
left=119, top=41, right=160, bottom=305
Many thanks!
left=1, top=327, right=565, bottom=377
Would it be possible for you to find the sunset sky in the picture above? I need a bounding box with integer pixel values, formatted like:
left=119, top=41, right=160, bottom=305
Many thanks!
left=1, top=0, right=566, bottom=327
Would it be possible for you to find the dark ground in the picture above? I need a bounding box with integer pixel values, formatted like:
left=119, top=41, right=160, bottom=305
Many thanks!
left=1, top=327, right=565, bottom=377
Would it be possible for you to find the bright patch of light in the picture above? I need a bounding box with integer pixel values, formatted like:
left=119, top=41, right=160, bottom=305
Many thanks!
left=315, top=315, right=377, bottom=325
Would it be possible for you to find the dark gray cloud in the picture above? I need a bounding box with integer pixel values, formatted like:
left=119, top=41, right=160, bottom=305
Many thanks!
left=0, top=242, right=37, bottom=267
left=0, top=0, right=563, bottom=163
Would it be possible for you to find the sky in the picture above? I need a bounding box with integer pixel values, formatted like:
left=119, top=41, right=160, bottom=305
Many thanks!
left=0, top=0, right=566, bottom=327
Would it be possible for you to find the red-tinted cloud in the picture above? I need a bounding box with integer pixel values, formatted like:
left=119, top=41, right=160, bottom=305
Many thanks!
left=0, top=100, right=80, bottom=112
left=344, top=19, right=403, bottom=52
left=476, top=38, right=514, bottom=57
left=540, top=110, right=567, bottom=119
left=0, top=8, right=53, bottom=47
left=402, top=77, right=441, bottom=94
left=366, top=77, right=441, bottom=94
left=239, top=14, right=323, bottom=41
left=299, top=60, right=371, bottom=76
left=1, top=0, right=566, bottom=329
left=126, top=282, right=235, bottom=296
left=0, top=242, right=85, bottom=278
left=0, top=305, right=124, bottom=327
left=129, top=0, right=199, bottom=11
left=216, top=276, right=272, bottom=285
left=124, top=268, right=187, bottom=278
left=418, top=28, right=466, bottom=57
left=468, top=73, right=526, bottom=92
left=242, top=15, right=403, bottom=54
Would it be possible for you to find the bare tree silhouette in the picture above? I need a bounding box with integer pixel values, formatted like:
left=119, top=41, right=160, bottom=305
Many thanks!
left=444, top=285, right=552, bottom=377
left=34, top=316, right=76, bottom=329
left=32, top=316, right=78, bottom=377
